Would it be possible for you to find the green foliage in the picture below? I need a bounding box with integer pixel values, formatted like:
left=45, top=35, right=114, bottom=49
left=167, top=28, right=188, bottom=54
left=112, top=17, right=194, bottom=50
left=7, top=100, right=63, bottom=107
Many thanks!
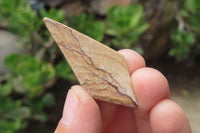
left=0, top=0, right=21, bottom=17
left=0, top=0, right=66, bottom=50
left=9, top=3, right=41, bottom=36
left=56, top=61, right=76, bottom=81
left=41, top=93, right=55, bottom=107
left=40, top=8, right=66, bottom=22
left=0, top=0, right=40, bottom=35
left=106, top=4, right=149, bottom=49
left=0, top=98, right=29, bottom=133
left=185, top=0, right=200, bottom=34
left=169, top=0, right=200, bottom=61
left=70, top=13, right=105, bottom=42
left=24, top=92, right=55, bottom=122
left=4, top=53, right=55, bottom=97
left=0, top=3, right=70, bottom=132
left=0, top=0, right=22, bottom=26
left=0, top=75, right=32, bottom=133
left=0, top=53, right=56, bottom=132
left=0, top=79, right=12, bottom=97
left=184, top=0, right=200, bottom=14
left=180, top=0, right=200, bottom=35
left=170, top=29, right=195, bottom=61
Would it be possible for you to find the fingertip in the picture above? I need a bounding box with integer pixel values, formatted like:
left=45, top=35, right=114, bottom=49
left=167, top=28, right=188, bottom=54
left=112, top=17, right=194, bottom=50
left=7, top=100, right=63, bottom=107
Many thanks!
left=132, top=68, right=170, bottom=111
left=118, top=49, right=146, bottom=74
left=71, top=85, right=93, bottom=103
left=55, top=85, right=102, bottom=133
left=150, top=99, right=191, bottom=133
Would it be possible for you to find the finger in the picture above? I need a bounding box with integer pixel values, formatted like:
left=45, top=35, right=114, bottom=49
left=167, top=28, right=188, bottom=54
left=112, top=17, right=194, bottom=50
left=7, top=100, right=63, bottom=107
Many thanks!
left=132, top=68, right=170, bottom=111
left=104, top=106, right=136, bottom=133
left=98, top=49, right=146, bottom=130
left=118, top=49, right=146, bottom=74
left=150, top=99, right=191, bottom=133
left=55, top=85, right=101, bottom=133
left=131, top=68, right=170, bottom=132
left=97, top=101, right=118, bottom=129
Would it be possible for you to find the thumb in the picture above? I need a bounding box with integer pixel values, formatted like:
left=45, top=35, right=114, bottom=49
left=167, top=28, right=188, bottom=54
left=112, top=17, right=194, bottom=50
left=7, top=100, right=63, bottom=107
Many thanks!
left=55, top=85, right=102, bottom=133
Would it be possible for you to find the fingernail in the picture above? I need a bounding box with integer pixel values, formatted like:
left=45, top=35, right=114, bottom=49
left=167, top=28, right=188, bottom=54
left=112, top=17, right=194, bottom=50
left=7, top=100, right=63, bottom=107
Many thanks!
left=61, top=89, right=80, bottom=125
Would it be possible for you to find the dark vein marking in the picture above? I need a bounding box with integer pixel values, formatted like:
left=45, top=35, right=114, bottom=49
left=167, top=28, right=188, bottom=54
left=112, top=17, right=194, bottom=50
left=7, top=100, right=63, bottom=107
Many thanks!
left=59, top=28, right=134, bottom=102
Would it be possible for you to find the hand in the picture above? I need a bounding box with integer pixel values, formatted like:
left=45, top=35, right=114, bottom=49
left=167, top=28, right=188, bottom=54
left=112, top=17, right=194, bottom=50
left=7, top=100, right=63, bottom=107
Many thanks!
left=55, top=49, right=191, bottom=133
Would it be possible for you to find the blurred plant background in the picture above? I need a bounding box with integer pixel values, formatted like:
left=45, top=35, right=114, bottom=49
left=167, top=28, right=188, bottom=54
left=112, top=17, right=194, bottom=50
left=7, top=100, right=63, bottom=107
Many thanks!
left=0, top=0, right=200, bottom=132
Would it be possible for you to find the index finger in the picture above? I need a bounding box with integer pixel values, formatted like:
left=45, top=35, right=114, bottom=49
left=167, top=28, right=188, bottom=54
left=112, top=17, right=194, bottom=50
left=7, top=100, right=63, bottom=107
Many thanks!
left=118, top=49, right=146, bottom=75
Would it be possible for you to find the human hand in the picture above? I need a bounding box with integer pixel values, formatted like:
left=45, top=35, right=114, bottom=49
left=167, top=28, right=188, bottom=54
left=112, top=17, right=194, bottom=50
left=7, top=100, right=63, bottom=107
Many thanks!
left=55, top=49, right=191, bottom=133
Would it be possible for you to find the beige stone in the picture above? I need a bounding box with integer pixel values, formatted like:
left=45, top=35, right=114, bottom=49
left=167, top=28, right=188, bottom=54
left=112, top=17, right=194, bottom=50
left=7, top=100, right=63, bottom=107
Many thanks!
left=43, top=17, right=137, bottom=107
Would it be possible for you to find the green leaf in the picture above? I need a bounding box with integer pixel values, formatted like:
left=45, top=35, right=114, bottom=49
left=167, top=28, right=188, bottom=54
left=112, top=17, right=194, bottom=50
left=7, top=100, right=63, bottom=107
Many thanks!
left=5, top=106, right=31, bottom=120
left=0, top=0, right=22, bottom=17
left=4, top=54, right=56, bottom=97
left=183, top=0, right=200, bottom=35
left=13, top=76, right=28, bottom=94
left=36, top=112, right=47, bottom=122
left=112, top=38, right=121, bottom=47
left=40, top=8, right=66, bottom=22
left=184, top=0, right=200, bottom=13
left=0, top=82, right=12, bottom=97
left=179, top=9, right=189, bottom=17
left=29, top=85, right=42, bottom=98
left=170, top=28, right=195, bottom=61
left=41, top=93, right=55, bottom=107
left=129, top=5, right=143, bottom=28
left=0, top=97, right=21, bottom=114
left=9, top=4, right=40, bottom=35
left=4, top=53, right=21, bottom=73
left=56, top=61, right=75, bottom=81
left=131, top=22, right=149, bottom=36
left=0, top=119, right=24, bottom=133
left=39, top=62, right=55, bottom=83
left=70, top=13, right=105, bottom=41
left=106, top=4, right=148, bottom=48
left=106, top=28, right=118, bottom=36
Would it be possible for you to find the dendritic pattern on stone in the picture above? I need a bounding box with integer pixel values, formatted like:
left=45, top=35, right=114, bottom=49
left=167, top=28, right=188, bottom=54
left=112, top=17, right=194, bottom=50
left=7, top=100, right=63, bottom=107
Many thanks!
left=44, top=17, right=137, bottom=107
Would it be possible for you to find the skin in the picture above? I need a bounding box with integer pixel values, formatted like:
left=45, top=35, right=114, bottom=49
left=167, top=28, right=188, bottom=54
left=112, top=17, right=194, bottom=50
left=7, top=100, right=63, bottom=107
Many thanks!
left=55, top=49, right=191, bottom=133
